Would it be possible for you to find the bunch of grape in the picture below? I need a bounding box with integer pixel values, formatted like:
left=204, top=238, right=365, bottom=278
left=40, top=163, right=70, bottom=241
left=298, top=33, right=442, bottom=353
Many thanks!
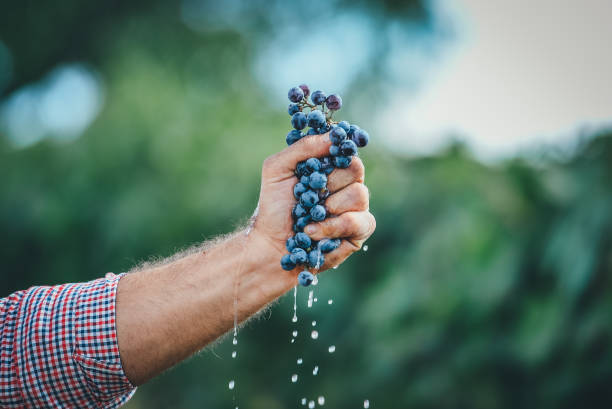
left=280, top=84, right=370, bottom=287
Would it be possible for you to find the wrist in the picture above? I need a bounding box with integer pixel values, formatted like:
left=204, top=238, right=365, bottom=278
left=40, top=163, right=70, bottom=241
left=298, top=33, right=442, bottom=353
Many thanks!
left=240, top=228, right=296, bottom=302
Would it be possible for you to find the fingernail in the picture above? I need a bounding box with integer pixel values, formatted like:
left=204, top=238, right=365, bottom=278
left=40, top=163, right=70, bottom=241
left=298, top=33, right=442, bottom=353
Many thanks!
left=305, top=225, right=316, bottom=235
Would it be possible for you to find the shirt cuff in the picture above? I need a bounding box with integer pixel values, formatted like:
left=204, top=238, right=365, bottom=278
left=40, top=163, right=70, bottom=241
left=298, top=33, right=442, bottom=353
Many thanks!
left=73, top=273, right=136, bottom=408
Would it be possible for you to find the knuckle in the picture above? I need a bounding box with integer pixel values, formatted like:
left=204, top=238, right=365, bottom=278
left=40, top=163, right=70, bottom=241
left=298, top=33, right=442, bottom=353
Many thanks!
left=345, top=212, right=361, bottom=232
left=367, top=212, right=377, bottom=235
left=354, top=183, right=369, bottom=209
left=351, top=157, right=365, bottom=182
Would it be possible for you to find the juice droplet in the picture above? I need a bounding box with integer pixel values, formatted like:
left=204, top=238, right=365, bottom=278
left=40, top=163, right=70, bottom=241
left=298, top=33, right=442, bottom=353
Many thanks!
left=232, top=337, right=238, bottom=345
left=292, top=286, right=298, bottom=322
left=311, top=330, right=318, bottom=339
left=312, top=276, right=319, bottom=285
left=318, top=396, right=325, bottom=405
left=307, top=290, right=314, bottom=308
left=333, top=265, right=338, bottom=270
left=312, top=365, right=319, bottom=375
left=291, top=339, right=295, bottom=344
left=228, top=380, right=235, bottom=390
left=297, top=358, right=303, bottom=365
left=301, top=398, right=307, bottom=405
left=312, top=321, right=317, bottom=327
left=328, top=345, right=336, bottom=353
left=364, top=399, right=370, bottom=408
left=328, top=299, right=333, bottom=305
left=231, top=351, right=237, bottom=358
left=314, top=297, right=318, bottom=303
left=363, top=245, right=369, bottom=252
left=292, top=330, right=298, bottom=337
left=291, top=374, right=298, bottom=383
left=308, top=400, right=315, bottom=408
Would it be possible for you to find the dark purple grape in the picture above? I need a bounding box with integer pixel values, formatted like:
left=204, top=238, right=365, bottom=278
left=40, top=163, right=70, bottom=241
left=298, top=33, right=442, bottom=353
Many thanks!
left=308, top=172, right=327, bottom=189
left=310, top=204, right=326, bottom=221
left=288, top=86, right=305, bottom=103
left=325, top=94, right=342, bottom=110
left=288, top=103, right=300, bottom=115
left=291, top=112, right=307, bottom=130
left=306, top=128, right=318, bottom=136
left=338, top=121, right=350, bottom=132
left=307, top=110, right=326, bottom=129
left=347, top=124, right=360, bottom=138
left=329, top=127, right=346, bottom=145
left=298, top=271, right=314, bottom=286
left=299, top=84, right=310, bottom=98
left=305, top=158, right=321, bottom=173
left=286, top=130, right=303, bottom=145
left=340, top=139, right=358, bottom=156
left=329, top=145, right=340, bottom=156
left=334, top=156, right=352, bottom=168
left=281, top=254, right=297, bottom=270
left=311, top=90, right=327, bottom=105
left=352, top=129, right=369, bottom=147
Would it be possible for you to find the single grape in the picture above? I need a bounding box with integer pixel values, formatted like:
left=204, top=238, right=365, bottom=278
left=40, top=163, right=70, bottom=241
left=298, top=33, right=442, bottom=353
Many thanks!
left=325, top=93, right=342, bottom=110
left=308, top=172, right=327, bottom=189
left=298, top=270, right=315, bottom=286
left=318, top=238, right=341, bottom=253
left=307, top=249, right=325, bottom=268
left=329, top=145, right=340, bottom=156
left=334, top=155, right=352, bottom=168
left=307, top=110, right=326, bottom=129
left=300, top=175, right=310, bottom=186
left=286, top=237, right=298, bottom=252
left=291, top=112, right=308, bottom=130
left=320, top=157, right=334, bottom=175
left=295, top=232, right=312, bottom=249
left=306, top=128, right=318, bottom=135
left=340, top=139, right=358, bottom=156
left=288, top=103, right=300, bottom=115
left=310, top=204, right=326, bottom=222
left=288, top=86, right=305, bottom=103
left=305, top=157, right=321, bottom=173
left=290, top=248, right=308, bottom=264
left=329, top=127, right=347, bottom=145
left=281, top=254, right=297, bottom=270
left=338, top=121, right=350, bottom=132
left=347, top=124, right=360, bottom=138
left=293, top=203, right=308, bottom=219
left=296, top=161, right=308, bottom=176
left=299, top=84, right=310, bottom=98
left=311, top=90, right=327, bottom=105
left=352, top=128, right=370, bottom=147
left=295, top=215, right=312, bottom=231
left=300, top=190, right=319, bottom=208
left=293, top=183, right=308, bottom=199
left=286, top=130, right=303, bottom=145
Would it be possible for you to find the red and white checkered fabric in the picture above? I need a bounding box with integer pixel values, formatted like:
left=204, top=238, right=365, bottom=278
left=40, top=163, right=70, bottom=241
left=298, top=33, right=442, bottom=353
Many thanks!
left=0, top=273, right=136, bottom=408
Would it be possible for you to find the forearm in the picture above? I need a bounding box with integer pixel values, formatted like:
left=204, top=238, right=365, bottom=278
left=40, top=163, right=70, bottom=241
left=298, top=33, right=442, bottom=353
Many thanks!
left=115, top=228, right=291, bottom=385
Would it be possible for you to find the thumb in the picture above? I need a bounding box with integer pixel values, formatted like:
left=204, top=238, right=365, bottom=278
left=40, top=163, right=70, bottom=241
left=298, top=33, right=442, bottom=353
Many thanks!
left=265, top=133, right=332, bottom=176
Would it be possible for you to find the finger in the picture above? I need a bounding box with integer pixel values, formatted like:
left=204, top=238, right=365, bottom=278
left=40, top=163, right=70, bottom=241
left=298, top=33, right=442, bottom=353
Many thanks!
left=326, top=157, right=365, bottom=193
left=318, top=239, right=361, bottom=271
left=324, top=183, right=369, bottom=215
left=304, top=211, right=376, bottom=242
left=263, top=133, right=332, bottom=176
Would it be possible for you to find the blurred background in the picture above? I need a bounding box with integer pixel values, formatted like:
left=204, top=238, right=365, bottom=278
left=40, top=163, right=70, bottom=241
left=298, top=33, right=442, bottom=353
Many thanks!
left=2, top=0, right=612, bottom=408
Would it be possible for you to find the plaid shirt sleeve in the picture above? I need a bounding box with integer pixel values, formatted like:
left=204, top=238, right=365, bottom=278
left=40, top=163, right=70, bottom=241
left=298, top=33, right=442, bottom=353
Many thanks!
left=0, top=273, right=136, bottom=408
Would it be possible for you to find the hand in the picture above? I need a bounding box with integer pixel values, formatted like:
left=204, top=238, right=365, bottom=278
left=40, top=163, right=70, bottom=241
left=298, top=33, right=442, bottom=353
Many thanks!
left=251, top=133, right=376, bottom=279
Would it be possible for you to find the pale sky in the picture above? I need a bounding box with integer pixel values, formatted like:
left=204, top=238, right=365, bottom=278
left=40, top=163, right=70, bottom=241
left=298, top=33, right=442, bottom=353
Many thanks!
left=380, top=0, right=612, bottom=158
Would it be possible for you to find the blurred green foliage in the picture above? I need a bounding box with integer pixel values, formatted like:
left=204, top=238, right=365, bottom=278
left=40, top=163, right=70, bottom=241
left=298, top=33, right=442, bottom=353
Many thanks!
left=2, top=1, right=612, bottom=408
